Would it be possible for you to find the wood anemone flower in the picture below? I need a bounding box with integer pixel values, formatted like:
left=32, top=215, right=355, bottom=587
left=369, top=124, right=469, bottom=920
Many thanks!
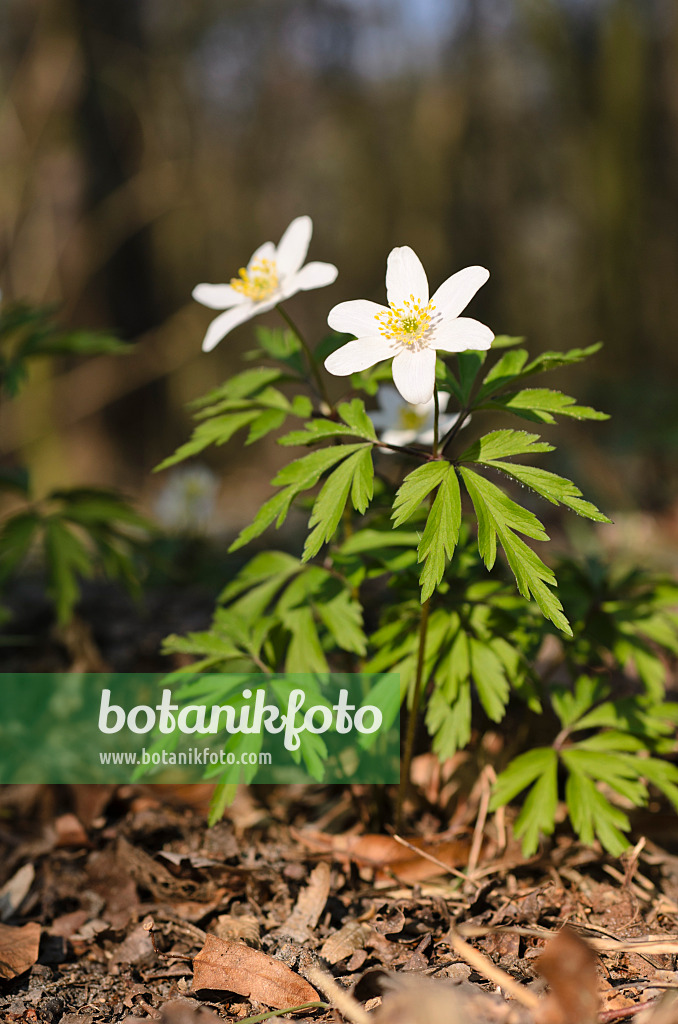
left=368, top=385, right=463, bottom=448
left=325, top=246, right=493, bottom=405
left=193, top=216, right=338, bottom=352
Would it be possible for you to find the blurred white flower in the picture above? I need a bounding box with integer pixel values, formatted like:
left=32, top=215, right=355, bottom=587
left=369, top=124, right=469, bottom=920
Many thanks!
left=369, top=386, right=464, bottom=448
left=193, top=215, right=338, bottom=352
left=155, top=464, right=219, bottom=533
left=325, top=246, right=493, bottom=404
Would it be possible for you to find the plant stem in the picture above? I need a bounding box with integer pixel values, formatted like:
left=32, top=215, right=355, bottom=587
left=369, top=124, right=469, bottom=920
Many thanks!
left=276, top=303, right=331, bottom=407
left=396, top=593, right=431, bottom=829
left=432, top=384, right=440, bottom=456
left=440, top=407, right=470, bottom=454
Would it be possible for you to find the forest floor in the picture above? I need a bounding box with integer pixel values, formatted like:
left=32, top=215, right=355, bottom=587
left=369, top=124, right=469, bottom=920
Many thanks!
left=1, top=781, right=678, bottom=1024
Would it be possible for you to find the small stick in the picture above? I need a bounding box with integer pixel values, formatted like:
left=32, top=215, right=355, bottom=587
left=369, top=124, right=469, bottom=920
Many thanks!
left=143, top=916, right=193, bottom=963
left=391, top=833, right=470, bottom=882
left=468, top=765, right=494, bottom=876
left=445, top=928, right=540, bottom=1009
left=306, top=965, right=372, bottom=1024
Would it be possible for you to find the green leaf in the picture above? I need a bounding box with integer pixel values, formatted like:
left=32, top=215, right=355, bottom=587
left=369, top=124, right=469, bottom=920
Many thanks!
left=491, top=747, right=558, bottom=856
left=245, top=408, right=287, bottom=444
left=522, top=343, right=603, bottom=376
left=417, top=466, right=461, bottom=601
left=337, top=398, right=377, bottom=440
left=303, top=447, right=372, bottom=560
left=460, top=429, right=554, bottom=462
left=339, top=528, right=420, bottom=555
left=564, top=769, right=630, bottom=855
left=190, top=367, right=284, bottom=408
left=228, top=488, right=296, bottom=552
left=483, top=388, right=608, bottom=425
left=392, top=461, right=450, bottom=528
left=459, top=467, right=571, bottom=634
left=491, top=746, right=557, bottom=807
left=315, top=584, right=366, bottom=656
left=273, top=444, right=366, bottom=489
left=155, top=410, right=260, bottom=470
left=476, top=348, right=529, bottom=400
left=469, top=637, right=510, bottom=722
left=219, top=550, right=302, bottom=618
left=43, top=518, right=94, bottom=625
left=458, top=468, right=549, bottom=542
left=456, top=350, right=486, bottom=403
left=281, top=606, right=328, bottom=672
left=426, top=682, right=472, bottom=759
left=0, top=511, right=41, bottom=581
left=350, top=447, right=374, bottom=514
left=513, top=753, right=559, bottom=855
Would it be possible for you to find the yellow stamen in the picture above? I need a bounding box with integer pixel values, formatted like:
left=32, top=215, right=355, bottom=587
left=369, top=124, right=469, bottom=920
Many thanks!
left=398, top=408, right=427, bottom=430
left=375, top=298, right=438, bottom=348
left=230, top=258, right=279, bottom=301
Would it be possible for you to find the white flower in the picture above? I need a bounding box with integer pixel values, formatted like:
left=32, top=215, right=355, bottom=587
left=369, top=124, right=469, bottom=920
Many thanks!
left=193, top=216, right=338, bottom=352
left=324, top=246, right=493, bottom=405
left=155, top=464, right=219, bottom=533
left=369, top=385, right=464, bottom=448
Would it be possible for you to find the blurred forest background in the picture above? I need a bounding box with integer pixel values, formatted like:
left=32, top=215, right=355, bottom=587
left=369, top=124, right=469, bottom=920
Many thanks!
left=1, top=0, right=678, bottom=555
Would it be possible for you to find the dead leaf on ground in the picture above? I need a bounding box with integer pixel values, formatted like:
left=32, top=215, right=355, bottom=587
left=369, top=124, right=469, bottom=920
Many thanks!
left=0, top=862, right=35, bottom=922
left=293, top=829, right=471, bottom=883
left=124, top=998, right=222, bottom=1024
left=0, top=920, right=41, bottom=979
left=321, top=919, right=371, bottom=964
left=536, top=926, right=600, bottom=1024
left=191, top=934, right=319, bottom=1008
left=353, top=969, right=515, bottom=1024
left=274, top=861, right=331, bottom=941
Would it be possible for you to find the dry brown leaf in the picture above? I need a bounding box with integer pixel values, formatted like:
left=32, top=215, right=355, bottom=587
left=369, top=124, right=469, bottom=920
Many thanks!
left=352, top=969, right=515, bottom=1024
left=277, top=861, right=331, bottom=941
left=0, top=862, right=35, bottom=922
left=0, top=920, right=41, bottom=980
left=321, top=919, right=370, bottom=964
left=293, top=829, right=470, bottom=883
left=191, top=934, right=319, bottom=1008
left=211, top=912, right=261, bottom=947
left=536, top=927, right=599, bottom=1024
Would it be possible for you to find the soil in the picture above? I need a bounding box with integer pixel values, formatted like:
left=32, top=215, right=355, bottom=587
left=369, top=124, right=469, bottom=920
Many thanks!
left=1, top=782, right=678, bottom=1024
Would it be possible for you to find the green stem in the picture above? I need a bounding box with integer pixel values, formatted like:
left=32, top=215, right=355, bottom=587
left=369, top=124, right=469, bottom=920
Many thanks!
left=396, top=594, right=431, bottom=829
left=276, top=303, right=331, bottom=407
left=432, top=385, right=440, bottom=456
left=440, top=407, right=470, bottom=454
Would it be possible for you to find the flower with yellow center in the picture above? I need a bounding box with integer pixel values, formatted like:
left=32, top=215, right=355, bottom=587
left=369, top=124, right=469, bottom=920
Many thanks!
left=193, top=216, right=338, bottom=352
left=324, top=246, right=493, bottom=405
left=369, top=385, right=465, bottom=449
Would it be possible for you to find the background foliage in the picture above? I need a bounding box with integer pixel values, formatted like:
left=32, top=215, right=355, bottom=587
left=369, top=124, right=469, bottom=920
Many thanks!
left=0, top=0, right=677, bottom=532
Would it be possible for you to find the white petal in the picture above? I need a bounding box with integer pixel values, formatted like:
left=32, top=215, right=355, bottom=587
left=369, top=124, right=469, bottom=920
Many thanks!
left=201, top=303, right=259, bottom=352
left=369, top=410, right=391, bottom=430
left=276, top=216, right=312, bottom=277
left=376, top=385, right=403, bottom=415
left=248, top=240, right=276, bottom=267
left=431, top=266, right=489, bottom=319
left=437, top=391, right=450, bottom=413
left=192, top=283, right=247, bottom=310
left=381, top=427, right=418, bottom=446
left=434, top=317, right=494, bottom=353
left=386, top=246, right=429, bottom=308
left=324, top=335, right=394, bottom=376
left=392, top=348, right=437, bottom=405
left=284, top=261, right=338, bottom=294
left=328, top=299, right=387, bottom=336
left=419, top=412, right=460, bottom=444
